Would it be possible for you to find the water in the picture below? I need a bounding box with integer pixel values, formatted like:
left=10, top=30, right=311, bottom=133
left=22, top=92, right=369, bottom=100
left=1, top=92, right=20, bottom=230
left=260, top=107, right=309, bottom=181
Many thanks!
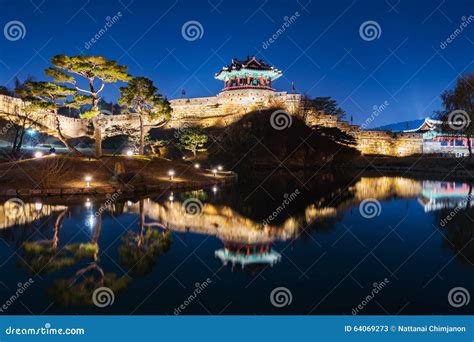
left=0, top=171, right=472, bottom=315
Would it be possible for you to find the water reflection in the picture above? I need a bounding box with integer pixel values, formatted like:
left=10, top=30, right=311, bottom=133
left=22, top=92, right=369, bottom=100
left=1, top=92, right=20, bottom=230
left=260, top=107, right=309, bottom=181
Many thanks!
left=0, top=175, right=472, bottom=313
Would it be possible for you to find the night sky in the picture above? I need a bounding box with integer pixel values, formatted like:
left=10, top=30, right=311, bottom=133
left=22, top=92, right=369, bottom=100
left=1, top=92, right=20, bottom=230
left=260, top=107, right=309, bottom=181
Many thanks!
left=0, top=0, right=473, bottom=127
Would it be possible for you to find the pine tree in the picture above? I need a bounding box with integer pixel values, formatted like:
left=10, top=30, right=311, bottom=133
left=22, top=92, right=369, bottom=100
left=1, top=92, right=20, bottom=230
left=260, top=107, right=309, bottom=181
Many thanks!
left=16, top=81, right=82, bottom=155
left=45, top=55, right=131, bottom=157
left=177, top=127, right=208, bottom=158
left=118, top=77, right=172, bottom=154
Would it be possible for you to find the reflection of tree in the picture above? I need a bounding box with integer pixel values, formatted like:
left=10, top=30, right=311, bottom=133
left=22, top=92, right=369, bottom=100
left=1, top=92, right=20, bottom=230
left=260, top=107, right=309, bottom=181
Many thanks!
left=437, top=184, right=474, bottom=266
left=118, top=200, right=172, bottom=276
left=45, top=210, right=129, bottom=307
left=19, top=208, right=80, bottom=274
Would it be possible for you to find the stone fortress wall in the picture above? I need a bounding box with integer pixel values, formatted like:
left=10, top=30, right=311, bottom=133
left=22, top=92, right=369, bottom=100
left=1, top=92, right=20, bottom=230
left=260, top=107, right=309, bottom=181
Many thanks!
left=0, top=91, right=423, bottom=156
left=168, top=88, right=300, bottom=128
left=170, top=90, right=423, bottom=157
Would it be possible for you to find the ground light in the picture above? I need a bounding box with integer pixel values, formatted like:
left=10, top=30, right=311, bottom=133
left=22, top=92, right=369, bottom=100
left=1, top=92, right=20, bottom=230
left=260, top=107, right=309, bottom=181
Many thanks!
left=212, top=168, right=217, bottom=177
left=194, top=163, right=200, bottom=169
left=34, top=151, right=43, bottom=158
left=169, top=192, right=174, bottom=201
left=35, top=202, right=42, bottom=211
left=217, top=165, right=223, bottom=171
left=212, top=186, right=218, bottom=193
left=126, top=150, right=134, bottom=156
left=84, top=175, right=92, bottom=188
left=168, top=170, right=175, bottom=180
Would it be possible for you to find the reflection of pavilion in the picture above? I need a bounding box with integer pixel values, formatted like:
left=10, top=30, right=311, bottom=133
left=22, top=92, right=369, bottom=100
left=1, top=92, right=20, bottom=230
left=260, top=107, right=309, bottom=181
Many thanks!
left=215, top=242, right=281, bottom=269
left=418, top=181, right=473, bottom=212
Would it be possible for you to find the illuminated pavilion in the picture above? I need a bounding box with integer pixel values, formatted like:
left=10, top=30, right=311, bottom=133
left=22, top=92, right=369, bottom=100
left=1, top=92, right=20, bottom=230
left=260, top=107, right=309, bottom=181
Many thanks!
left=214, top=56, right=283, bottom=91
left=215, top=241, right=282, bottom=269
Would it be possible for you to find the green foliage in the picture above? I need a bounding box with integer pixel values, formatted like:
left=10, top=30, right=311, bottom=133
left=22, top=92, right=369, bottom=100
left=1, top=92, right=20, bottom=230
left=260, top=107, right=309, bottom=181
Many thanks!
left=177, top=127, right=208, bottom=156
left=49, top=55, right=131, bottom=83
left=438, top=73, right=474, bottom=135
left=19, top=241, right=96, bottom=275
left=118, top=76, right=172, bottom=120
left=47, top=273, right=130, bottom=307
left=303, top=96, right=346, bottom=118
left=48, top=55, right=131, bottom=119
left=118, top=229, right=172, bottom=276
left=80, top=110, right=101, bottom=119
left=16, top=81, right=76, bottom=112
left=0, top=86, right=13, bottom=96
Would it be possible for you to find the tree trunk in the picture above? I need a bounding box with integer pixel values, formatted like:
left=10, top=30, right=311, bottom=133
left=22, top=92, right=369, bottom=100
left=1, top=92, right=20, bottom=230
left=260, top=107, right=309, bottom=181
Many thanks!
left=139, top=115, right=145, bottom=155
left=93, top=116, right=102, bottom=158
left=11, top=127, right=19, bottom=154
left=16, top=128, right=25, bottom=151
left=54, top=112, right=83, bottom=156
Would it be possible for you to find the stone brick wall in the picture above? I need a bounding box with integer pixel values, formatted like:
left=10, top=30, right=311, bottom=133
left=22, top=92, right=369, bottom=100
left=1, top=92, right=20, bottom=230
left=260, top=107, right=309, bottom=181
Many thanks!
left=303, top=109, right=423, bottom=156
left=168, top=89, right=301, bottom=128
left=0, top=93, right=424, bottom=157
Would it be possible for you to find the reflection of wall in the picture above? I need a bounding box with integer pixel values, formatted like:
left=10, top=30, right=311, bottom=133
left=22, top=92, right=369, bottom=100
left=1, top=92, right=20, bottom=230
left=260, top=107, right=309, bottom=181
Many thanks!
left=0, top=202, right=66, bottom=229
left=352, top=177, right=423, bottom=200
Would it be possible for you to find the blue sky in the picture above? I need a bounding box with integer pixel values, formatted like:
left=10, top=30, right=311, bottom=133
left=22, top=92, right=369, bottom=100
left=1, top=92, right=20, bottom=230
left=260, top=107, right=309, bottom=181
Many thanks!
left=0, top=0, right=473, bottom=127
